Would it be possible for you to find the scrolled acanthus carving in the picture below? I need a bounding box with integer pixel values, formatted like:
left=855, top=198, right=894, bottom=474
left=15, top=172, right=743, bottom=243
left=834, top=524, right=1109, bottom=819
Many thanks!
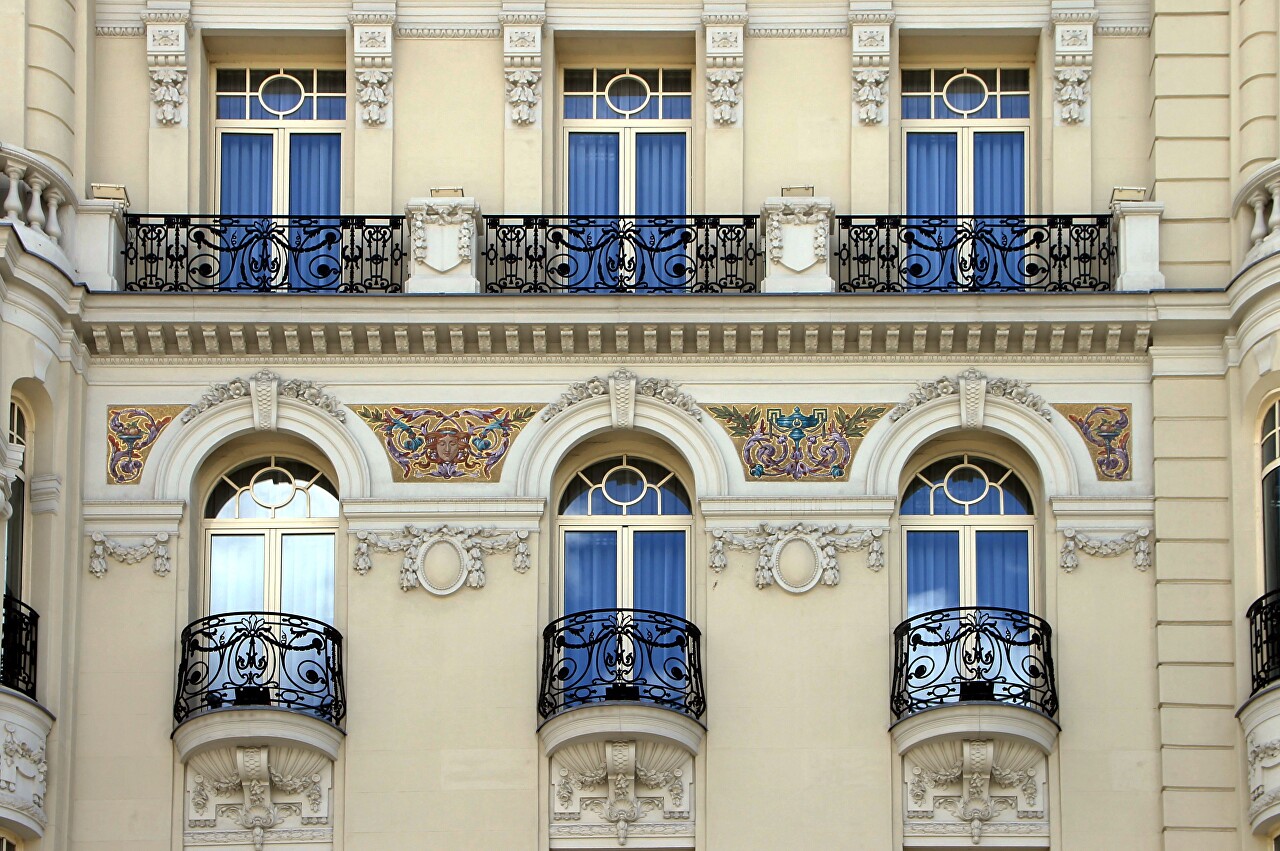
left=542, top=369, right=702, bottom=424
left=706, top=69, right=743, bottom=126
left=506, top=68, right=542, bottom=126
left=1059, top=528, right=1152, bottom=572
left=709, top=522, right=885, bottom=590
left=149, top=68, right=187, bottom=126
left=353, top=524, right=531, bottom=593
left=354, top=68, right=392, bottom=126
left=888, top=368, right=1053, bottom=423
left=88, top=531, right=171, bottom=577
left=853, top=68, right=889, bottom=124
left=181, top=370, right=346, bottom=426
left=1054, top=68, right=1090, bottom=125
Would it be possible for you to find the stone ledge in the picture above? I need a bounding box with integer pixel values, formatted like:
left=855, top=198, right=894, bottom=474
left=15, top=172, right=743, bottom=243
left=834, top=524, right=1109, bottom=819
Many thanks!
left=172, top=707, right=344, bottom=764
left=538, top=704, right=705, bottom=758
left=890, top=702, right=1060, bottom=756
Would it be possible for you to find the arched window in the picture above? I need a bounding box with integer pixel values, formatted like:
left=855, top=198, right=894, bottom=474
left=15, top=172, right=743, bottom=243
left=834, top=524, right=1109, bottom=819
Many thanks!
left=4, top=403, right=28, bottom=601
left=900, top=453, right=1034, bottom=616
left=557, top=455, right=691, bottom=617
left=202, top=456, right=338, bottom=622
left=1263, top=403, right=1280, bottom=594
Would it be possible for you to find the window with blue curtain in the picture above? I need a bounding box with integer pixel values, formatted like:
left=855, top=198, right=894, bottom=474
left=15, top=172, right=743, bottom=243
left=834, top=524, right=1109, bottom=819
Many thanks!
left=901, top=454, right=1034, bottom=615
left=216, top=68, right=344, bottom=290
left=558, top=456, right=692, bottom=706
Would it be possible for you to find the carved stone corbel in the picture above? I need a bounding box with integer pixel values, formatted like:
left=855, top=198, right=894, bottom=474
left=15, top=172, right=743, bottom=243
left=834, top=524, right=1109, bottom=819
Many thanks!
left=850, top=10, right=893, bottom=124
left=502, top=3, right=545, bottom=126
left=351, top=9, right=395, bottom=126
left=703, top=5, right=746, bottom=126
left=1052, top=8, right=1096, bottom=125
left=143, top=7, right=190, bottom=127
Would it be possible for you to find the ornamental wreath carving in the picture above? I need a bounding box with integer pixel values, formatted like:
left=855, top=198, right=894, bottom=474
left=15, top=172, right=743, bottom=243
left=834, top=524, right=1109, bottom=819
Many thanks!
left=353, top=524, right=531, bottom=594
left=1059, top=528, right=1152, bottom=572
left=709, top=522, right=885, bottom=591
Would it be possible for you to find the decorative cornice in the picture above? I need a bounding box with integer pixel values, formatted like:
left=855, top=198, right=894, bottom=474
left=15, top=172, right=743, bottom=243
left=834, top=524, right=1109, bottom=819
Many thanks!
left=498, top=12, right=546, bottom=26
left=348, top=12, right=396, bottom=25
left=701, top=12, right=750, bottom=25
left=710, top=523, right=884, bottom=590
left=1095, top=24, right=1150, bottom=36
left=353, top=525, right=531, bottom=593
left=396, top=26, right=502, bottom=38
left=747, top=25, right=848, bottom=37
left=849, top=11, right=896, bottom=24
left=140, top=10, right=190, bottom=24
left=542, top=369, right=702, bottom=423
left=1059, top=528, right=1152, bottom=572
left=88, top=531, right=171, bottom=577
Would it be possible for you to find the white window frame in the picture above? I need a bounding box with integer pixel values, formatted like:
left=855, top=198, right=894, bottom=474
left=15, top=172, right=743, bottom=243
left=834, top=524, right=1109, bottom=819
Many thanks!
left=559, top=66, right=694, bottom=216
left=211, top=66, right=347, bottom=217
left=899, top=454, right=1037, bottom=614
left=899, top=66, right=1033, bottom=216
left=201, top=458, right=338, bottom=619
left=4, top=401, right=31, bottom=602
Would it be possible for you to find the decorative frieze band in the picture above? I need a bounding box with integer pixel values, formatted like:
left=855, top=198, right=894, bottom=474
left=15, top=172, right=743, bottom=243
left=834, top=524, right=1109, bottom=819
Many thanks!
left=88, top=532, right=172, bottom=577
left=709, top=523, right=885, bottom=591
left=1058, top=528, right=1151, bottom=572
left=353, top=525, right=531, bottom=594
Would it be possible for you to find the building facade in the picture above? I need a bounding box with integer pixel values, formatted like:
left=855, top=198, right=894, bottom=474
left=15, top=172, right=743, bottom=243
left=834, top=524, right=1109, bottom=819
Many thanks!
left=0, top=0, right=1277, bottom=848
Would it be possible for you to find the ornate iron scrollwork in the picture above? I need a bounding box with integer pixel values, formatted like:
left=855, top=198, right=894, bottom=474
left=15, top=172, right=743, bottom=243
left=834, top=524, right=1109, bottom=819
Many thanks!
left=0, top=595, right=38, bottom=699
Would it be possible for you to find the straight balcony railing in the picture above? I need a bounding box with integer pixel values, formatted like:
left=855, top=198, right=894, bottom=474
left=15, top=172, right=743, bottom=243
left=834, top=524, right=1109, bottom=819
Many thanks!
left=538, top=608, right=706, bottom=721
left=119, top=212, right=1116, bottom=294
left=890, top=606, right=1058, bottom=722
left=123, top=214, right=405, bottom=292
left=1249, top=590, right=1280, bottom=695
left=0, top=595, right=37, bottom=700
left=174, top=611, right=346, bottom=727
left=833, top=214, right=1115, bottom=293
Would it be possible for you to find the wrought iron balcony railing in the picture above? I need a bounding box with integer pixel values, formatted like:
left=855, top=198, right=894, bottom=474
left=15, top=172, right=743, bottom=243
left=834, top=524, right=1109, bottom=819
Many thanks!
left=1249, top=590, right=1280, bottom=695
left=833, top=214, right=1114, bottom=292
left=891, top=606, right=1058, bottom=721
left=0, top=595, right=38, bottom=700
left=123, top=214, right=405, bottom=292
left=538, top=608, right=706, bottom=721
left=482, top=215, right=761, bottom=293
left=174, top=611, right=346, bottom=727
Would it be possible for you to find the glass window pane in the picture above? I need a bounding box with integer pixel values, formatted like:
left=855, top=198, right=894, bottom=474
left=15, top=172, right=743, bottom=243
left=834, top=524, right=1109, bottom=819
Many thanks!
left=632, top=98, right=660, bottom=119
left=662, top=69, right=691, bottom=93
left=906, top=530, right=960, bottom=616
left=564, top=531, right=618, bottom=613
left=1266, top=404, right=1277, bottom=440
left=5, top=478, right=24, bottom=597
left=972, top=68, right=998, bottom=89
left=606, top=76, right=648, bottom=114
left=662, top=96, right=692, bottom=119
left=598, top=95, right=624, bottom=119
left=1268, top=432, right=1279, bottom=469
left=971, top=98, right=998, bottom=119
left=217, top=68, right=247, bottom=92
left=237, top=491, right=270, bottom=520
left=1266, top=469, right=1280, bottom=591
left=284, top=69, right=313, bottom=92
left=217, top=96, right=246, bottom=120
left=209, top=535, right=266, bottom=614
left=281, top=534, right=335, bottom=623
left=1001, top=68, right=1030, bottom=91
left=901, top=69, right=931, bottom=93
left=564, top=69, right=594, bottom=92
left=659, top=480, right=691, bottom=515
left=315, top=96, right=346, bottom=120
left=249, top=99, right=273, bottom=121
left=944, top=75, right=986, bottom=114
left=564, top=95, right=593, bottom=119
left=249, top=69, right=274, bottom=91
left=316, top=70, right=346, bottom=93
left=901, top=95, right=931, bottom=119
left=1000, top=94, right=1030, bottom=119
left=633, top=531, right=685, bottom=616
left=975, top=530, right=1029, bottom=611
left=308, top=482, right=339, bottom=518
left=283, top=100, right=315, bottom=120
left=589, top=489, right=624, bottom=516
left=935, top=95, right=955, bottom=118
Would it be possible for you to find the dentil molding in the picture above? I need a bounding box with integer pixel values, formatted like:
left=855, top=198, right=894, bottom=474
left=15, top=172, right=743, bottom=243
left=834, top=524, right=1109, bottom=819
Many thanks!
left=88, top=531, right=171, bottom=577
left=353, top=524, right=531, bottom=593
left=1058, top=527, right=1151, bottom=572
left=709, top=522, right=885, bottom=591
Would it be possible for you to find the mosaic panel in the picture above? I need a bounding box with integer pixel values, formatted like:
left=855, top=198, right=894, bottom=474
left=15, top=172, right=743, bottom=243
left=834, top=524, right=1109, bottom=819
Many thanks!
left=705, top=403, right=890, bottom=481
left=106, top=405, right=185, bottom=485
left=1055, top=403, right=1133, bottom=481
left=354, top=404, right=538, bottom=482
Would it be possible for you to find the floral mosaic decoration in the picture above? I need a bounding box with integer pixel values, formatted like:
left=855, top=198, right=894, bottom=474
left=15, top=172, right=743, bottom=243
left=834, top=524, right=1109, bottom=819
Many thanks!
left=106, top=405, right=185, bottom=485
left=1055, top=403, right=1133, bottom=481
left=354, top=404, right=538, bottom=482
left=705, top=403, right=890, bottom=481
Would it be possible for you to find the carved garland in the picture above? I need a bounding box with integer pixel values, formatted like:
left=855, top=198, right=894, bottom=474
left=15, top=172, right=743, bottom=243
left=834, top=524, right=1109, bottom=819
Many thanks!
left=88, top=532, right=171, bottom=577
left=1059, top=528, right=1152, bottom=572
left=709, top=523, right=885, bottom=591
left=353, top=525, right=531, bottom=594
left=888, top=368, right=1053, bottom=424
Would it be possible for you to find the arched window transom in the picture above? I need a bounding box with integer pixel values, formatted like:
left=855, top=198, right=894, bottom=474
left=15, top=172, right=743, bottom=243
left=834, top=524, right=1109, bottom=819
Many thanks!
left=559, top=455, right=691, bottom=517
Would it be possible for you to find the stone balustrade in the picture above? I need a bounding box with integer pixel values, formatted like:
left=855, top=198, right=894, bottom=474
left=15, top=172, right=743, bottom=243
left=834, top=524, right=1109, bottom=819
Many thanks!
left=1238, top=159, right=1280, bottom=272
left=0, top=143, right=75, bottom=250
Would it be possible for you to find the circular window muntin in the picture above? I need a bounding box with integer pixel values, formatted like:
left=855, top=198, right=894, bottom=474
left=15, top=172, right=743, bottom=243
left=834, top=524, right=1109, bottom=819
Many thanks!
left=941, top=72, right=990, bottom=117
left=256, top=72, right=307, bottom=117
left=603, top=72, right=653, bottom=116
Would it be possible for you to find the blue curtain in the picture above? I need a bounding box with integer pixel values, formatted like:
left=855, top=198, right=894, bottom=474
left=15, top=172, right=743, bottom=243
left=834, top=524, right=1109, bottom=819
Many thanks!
left=220, top=134, right=274, bottom=289
left=632, top=531, right=685, bottom=616
left=973, top=132, right=1025, bottom=289
left=568, top=133, right=620, bottom=289
left=289, top=133, right=341, bottom=289
left=906, top=530, right=960, bottom=617
left=975, top=530, right=1029, bottom=611
left=635, top=133, right=687, bottom=290
left=564, top=531, right=617, bottom=614
left=905, top=133, right=958, bottom=288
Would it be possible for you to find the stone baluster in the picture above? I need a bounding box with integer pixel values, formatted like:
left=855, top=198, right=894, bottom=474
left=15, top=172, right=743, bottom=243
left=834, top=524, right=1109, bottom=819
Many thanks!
left=1269, top=180, right=1280, bottom=239
left=25, top=176, right=46, bottom=234
left=43, top=189, right=63, bottom=245
left=1243, top=171, right=1280, bottom=267
left=1251, top=192, right=1271, bottom=249
left=3, top=165, right=23, bottom=222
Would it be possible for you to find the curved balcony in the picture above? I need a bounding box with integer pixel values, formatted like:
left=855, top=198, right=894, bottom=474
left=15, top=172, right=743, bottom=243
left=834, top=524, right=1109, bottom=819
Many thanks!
left=1, top=595, right=38, bottom=700
left=172, top=611, right=345, bottom=764
left=537, top=608, right=705, bottom=757
left=890, top=606, right=1059, bottom=755
left=0, top=595, right=49, bottom=839
left=1240, top=591, right=1280, bottom=836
